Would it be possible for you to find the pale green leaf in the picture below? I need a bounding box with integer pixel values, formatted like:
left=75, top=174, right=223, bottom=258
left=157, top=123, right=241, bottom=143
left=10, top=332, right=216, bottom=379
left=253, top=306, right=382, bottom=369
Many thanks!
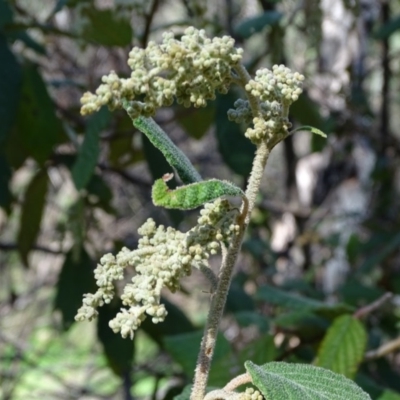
left=316, top=314, right=367, bottom=378
left=291, top=125, right=327, bottom=137
left=152, top=174, right=244, bottom=210
left=245, top=361, right=371, bottom=400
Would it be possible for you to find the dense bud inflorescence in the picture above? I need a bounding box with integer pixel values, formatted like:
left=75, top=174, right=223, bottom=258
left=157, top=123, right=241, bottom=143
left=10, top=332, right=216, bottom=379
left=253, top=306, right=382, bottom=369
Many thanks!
left=75, top=199, right=239, bottom=339
left=80, top=27, right=243, bottom=117
left=228, top=64, right=304, bottom=145
left=239, top=388, right=263, bottom=400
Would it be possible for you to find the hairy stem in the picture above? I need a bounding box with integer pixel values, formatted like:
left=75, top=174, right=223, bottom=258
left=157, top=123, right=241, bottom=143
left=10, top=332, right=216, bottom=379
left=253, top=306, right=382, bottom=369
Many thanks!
left=190, top=141, right=270, bottom=400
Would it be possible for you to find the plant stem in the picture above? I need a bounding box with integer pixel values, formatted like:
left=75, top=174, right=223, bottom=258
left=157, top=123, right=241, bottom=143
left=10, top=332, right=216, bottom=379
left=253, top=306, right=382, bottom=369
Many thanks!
left=190, top=140, right=270, bottom=400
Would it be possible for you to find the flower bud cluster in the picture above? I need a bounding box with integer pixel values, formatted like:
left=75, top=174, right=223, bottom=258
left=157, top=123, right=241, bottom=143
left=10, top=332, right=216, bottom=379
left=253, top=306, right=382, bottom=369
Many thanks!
left=239, top=388, right=263, bottom=400
left=186, top=199, right=240, bottom=260
left=80, top=27, right=243, bottom=117
left=75, top=251, right=129, bottom=322
left=228, top=64, right=304, bottom=144
left=75, top=199, right=239, bottom=339
left=246, top=65, right=304, bottom=104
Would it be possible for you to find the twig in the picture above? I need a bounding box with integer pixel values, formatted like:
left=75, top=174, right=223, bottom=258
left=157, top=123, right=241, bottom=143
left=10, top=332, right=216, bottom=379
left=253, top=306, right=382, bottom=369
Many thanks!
left=97, top=163, right=151, bottom=188
left=223, top=373, right=252, bottom=392
left=141, top=0, right=160, bottom=48
left=353, top=292, right=393, bottom=319
left=365, top=336, right=400, bottom=360
left=0, top=242, right=63, bottom=255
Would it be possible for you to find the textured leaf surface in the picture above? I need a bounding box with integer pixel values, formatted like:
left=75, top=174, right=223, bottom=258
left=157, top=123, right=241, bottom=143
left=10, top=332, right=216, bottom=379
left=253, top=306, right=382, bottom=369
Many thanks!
left=97, top=300, right=135, bottom=377
left=246, top=361, right=371, bottom=400
left=152, top=175, right=244, bottom=210
left=72, top=106, right=110, bottom=190
left=234, top=11, right=282, bottom=39
left=82, top=7, right=132, bottom=46
left=134, top=116, right=202, bottom=184
left=142, top=132, right=183, bottom=226
left=17, top=170, right=48, bottom=265
left=316, top=314, right=367, bottom=378
left=54, top=247, right=96, bottom=329
left=16, top=64, right=65, bottom=164
left=0, top=35, right=21, bottom=144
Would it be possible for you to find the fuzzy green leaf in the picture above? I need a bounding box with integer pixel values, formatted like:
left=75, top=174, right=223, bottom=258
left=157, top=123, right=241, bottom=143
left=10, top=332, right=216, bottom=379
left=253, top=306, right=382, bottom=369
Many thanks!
left=290, top=125, right=327, bottom=137
left=316, top=314, right=367, bottom=378
left=133, top=115, right=202, bottom=184
left=245, top=361, right=371, bottom=400
left=152, top=174, right=244, bottom=210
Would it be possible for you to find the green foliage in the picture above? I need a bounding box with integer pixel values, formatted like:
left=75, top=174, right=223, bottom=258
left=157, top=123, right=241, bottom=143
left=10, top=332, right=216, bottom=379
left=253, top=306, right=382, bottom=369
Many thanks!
left=234, top=11, right=283, bottom=39
left=256, top=284, right=354, bottom=317
left=152, top=175, right=244, bottom=210
left=0, top=154, right=12, bottom=210
left=133, top=116, right=202, bottom=184
left=1, top=2, right=400, bottom=399
left=72, top=106, right=111, bottom=190
left=215, top=92, right=256, bottom=176
left=164, top=330, right=231, bottom=380
left=290, top=125, right=327, bottom=138
left=245, top=361, right=371, bottom=400
left=54, top=246, right=96, bottom=329
left=16, top=169, right=48, bottom=266
left=0, top=35, right=21, bottom=144
left=374, top=15, right=400, bottom=39
left=15, top=64, right=65, bottom=165
left=81, top=7, right=133, bottom=46
left=177, top=105, right=215, bottom=140
left=97, top=299, right=135, bottom=377
left=316, top=314, right=367, bottom=378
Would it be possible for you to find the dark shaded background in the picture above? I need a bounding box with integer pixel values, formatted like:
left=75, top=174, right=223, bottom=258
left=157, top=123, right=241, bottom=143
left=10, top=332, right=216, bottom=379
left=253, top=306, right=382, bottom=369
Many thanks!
left=1, top=0, right=400, bottom=399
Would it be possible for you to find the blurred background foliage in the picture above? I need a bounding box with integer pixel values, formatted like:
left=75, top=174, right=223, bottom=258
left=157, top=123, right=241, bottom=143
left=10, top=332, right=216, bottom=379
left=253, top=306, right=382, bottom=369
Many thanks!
left=1, top=0, right=400, bottom=399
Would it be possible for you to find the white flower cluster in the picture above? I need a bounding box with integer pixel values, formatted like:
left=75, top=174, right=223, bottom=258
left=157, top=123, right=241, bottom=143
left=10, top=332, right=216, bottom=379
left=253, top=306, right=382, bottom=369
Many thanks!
left=80, top=27, right=243, bottom=117
left=228, top=64, right=304, bottom=144
left=75, top=199, right=239, bottom=339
